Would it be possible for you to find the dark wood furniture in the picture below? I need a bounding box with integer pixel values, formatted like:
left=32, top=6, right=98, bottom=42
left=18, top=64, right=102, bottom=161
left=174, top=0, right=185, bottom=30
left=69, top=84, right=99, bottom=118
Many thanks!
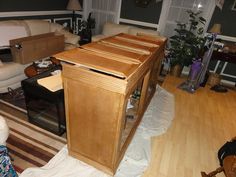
left=54, top=33, right=166, bottom=175
left=21, top=66, right=66, bottom=135
left=24, top=64, right=41, bottom=78
left=24, top=58, right=60, bottom=77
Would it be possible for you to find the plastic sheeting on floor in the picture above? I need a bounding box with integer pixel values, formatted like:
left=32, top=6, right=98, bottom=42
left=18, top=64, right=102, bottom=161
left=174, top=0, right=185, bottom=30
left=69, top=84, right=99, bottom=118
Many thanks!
left=20, top=86, right=174, bottom=177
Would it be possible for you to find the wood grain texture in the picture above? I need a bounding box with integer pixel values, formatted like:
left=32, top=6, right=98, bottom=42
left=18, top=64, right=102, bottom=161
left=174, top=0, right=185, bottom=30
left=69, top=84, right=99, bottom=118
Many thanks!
left=142, top=76, right=236, bottom=177
left=10, top=33, right=64, bottom=64
left=62, top=63, right=128, bottom=94
left=54, top=48, right=138, bottom=78
left=116, top=33, right=163, bottom=45
left=82, top=42, right=144, bottom=64
left=66, top=80, right=122, bottom=168
left=101, top=37, right=156, bottom=55
left=55, top=34, right=167, bottom=175
left=115, top=36, right=159, bottom=47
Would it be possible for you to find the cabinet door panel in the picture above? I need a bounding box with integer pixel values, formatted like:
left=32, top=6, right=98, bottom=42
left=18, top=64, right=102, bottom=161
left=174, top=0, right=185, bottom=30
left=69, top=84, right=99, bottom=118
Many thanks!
left=65, top=79, right=122, bottom=168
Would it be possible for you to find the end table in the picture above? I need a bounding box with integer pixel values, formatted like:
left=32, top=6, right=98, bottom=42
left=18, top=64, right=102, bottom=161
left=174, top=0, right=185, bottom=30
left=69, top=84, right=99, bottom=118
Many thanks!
left=24, top=58, right=60, bottom=78
left=21, top=66, right=66, bottom=135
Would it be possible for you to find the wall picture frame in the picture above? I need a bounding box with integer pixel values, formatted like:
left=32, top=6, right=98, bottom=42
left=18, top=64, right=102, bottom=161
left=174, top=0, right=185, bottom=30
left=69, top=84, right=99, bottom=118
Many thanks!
left=232, top=0, right=236, bottom=11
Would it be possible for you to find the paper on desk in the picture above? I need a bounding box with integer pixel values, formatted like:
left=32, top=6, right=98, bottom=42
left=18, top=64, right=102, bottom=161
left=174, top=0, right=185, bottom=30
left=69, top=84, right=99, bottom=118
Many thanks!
left=37, top=73, right=63, bottom=92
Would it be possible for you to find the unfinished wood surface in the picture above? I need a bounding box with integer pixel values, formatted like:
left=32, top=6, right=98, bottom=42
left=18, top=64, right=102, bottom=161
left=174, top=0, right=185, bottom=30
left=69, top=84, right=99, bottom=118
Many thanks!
left=142, top=76, right=236, bottom=177
left=115, top=36, right=159, bottom=47
left=116, top=33, right=164, bottom=45
left=64, top=77, right=124, bottom=174
left=101, top=37, right=155, bottom=55
left=10, top=33, right=64, bottom=64
left=54, top=48, right=138, bottom=78
left=62, top=64, right=127, bottom=94
left=56, top=33, right=167, bottom=175
left=82, top=42, right=145, bottom=64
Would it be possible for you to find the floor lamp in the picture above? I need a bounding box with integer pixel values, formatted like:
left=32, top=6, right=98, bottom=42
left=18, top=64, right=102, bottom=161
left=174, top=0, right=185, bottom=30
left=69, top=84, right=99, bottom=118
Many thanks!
left=67, top=0, right=82, bottom=34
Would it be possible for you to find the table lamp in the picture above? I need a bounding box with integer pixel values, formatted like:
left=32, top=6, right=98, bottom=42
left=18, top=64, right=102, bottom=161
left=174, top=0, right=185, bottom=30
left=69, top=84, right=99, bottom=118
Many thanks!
left=67, top=0, right=82, bottom=34
left=209, top=23, right=221, bottom=34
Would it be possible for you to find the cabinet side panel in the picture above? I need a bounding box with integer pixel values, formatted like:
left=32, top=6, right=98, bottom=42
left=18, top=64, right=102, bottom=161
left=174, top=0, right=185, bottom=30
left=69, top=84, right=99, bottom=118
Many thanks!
left=65, top=78, right=122, bottom=170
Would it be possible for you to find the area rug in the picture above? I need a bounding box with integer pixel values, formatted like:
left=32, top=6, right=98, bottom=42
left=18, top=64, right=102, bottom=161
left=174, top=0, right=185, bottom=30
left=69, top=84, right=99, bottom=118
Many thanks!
left=0, top=87, right=26, bottom=110
left=20, top=85, right=175, bottom=177
left=0, top=100, right=67, bottom=173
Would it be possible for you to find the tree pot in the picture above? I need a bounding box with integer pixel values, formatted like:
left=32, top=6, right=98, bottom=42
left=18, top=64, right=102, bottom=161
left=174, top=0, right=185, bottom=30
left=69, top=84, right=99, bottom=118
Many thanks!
left=207, top=73, right=221, bottom=86
left=170, top=65, right=183, bottom=77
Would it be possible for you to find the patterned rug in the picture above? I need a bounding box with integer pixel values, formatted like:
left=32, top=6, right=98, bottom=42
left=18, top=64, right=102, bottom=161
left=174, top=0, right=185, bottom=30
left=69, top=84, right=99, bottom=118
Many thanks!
left=0, top=99, right=67, bottom=173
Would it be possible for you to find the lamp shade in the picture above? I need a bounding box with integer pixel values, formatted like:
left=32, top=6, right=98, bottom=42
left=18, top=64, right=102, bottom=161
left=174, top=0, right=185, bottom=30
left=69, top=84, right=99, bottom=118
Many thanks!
left=67, top=0, right=82, bottom=11
left=209, top=23, right=221, bottom=34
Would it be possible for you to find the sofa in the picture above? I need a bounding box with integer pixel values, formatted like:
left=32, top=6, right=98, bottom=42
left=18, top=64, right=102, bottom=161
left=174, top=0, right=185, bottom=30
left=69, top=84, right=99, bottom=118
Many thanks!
left=0, top=20, right=80, bottom=93
left=92, top=22, right=161, bottom=42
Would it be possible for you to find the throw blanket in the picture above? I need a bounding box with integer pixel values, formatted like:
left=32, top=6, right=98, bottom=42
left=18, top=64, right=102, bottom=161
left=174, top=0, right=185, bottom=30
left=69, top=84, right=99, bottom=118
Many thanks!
left=0, top=145, right=18, bottom=177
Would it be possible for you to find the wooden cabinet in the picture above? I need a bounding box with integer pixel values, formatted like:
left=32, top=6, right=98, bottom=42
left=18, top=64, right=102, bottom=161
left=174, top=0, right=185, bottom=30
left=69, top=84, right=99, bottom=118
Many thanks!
left=10, top=32, right=64, bottom=64
left=54, top=33, right=166, bottom=175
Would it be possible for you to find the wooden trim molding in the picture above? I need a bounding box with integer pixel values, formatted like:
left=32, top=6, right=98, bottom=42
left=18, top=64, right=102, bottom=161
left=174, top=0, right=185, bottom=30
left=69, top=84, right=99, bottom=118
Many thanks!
left=119, top=18, right=158, bottom=29
left=0, top=10, right=83, bottom=18
left=217, top=34, right=236, bottom=42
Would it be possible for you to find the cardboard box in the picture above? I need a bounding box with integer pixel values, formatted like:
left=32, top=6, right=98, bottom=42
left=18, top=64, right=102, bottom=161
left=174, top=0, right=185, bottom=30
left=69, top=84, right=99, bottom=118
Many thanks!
left=10, top=32, right=64, bottom=64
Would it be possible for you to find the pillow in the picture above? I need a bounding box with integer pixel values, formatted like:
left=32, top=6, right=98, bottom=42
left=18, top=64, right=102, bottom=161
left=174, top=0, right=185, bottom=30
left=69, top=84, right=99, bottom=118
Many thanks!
left=50, top=23, right=64, bottom=32
left=129, top=27, right=160, bottom=36
left=55, top=29, right=80, bottom=45
left=24, top=20, right=50, bottom=36
left=137, top=32, right=166, bottom=41
left=102, top=22, right=130, bottom=36
left=0, top=25, right=28, bottom=46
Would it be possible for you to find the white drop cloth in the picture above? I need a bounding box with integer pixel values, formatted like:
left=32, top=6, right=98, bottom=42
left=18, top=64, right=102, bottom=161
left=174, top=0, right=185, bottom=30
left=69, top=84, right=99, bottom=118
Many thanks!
left=20, top=86, right=174, bottom=177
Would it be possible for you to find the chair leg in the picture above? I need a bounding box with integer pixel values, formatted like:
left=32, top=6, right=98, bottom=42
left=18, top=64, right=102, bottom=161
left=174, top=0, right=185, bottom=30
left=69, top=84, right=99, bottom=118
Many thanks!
left=201, top=171, right=212, bottom=177
left=201, top=167, right=224, bottom=177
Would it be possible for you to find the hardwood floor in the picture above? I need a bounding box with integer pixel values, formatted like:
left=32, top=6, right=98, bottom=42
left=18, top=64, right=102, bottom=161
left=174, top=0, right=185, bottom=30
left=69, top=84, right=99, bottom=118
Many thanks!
left=143, top=76, right=236, bottom=177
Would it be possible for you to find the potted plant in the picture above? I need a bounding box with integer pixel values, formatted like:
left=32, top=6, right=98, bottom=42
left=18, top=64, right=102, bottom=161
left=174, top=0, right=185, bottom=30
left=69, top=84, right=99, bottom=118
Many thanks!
left=168, top=10, right=206, bottom=77
left=79, top=12, right=95, bottom=44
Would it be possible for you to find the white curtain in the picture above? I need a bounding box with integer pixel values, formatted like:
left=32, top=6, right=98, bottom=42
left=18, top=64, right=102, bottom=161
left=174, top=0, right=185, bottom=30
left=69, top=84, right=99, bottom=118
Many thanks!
left=91, top=0, right=121, bottom=35
left=159, top=0, right=216, bottom=38
left=158, top=0, right=172, bottom=36
left=215, top=0, right=224, bottom=10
